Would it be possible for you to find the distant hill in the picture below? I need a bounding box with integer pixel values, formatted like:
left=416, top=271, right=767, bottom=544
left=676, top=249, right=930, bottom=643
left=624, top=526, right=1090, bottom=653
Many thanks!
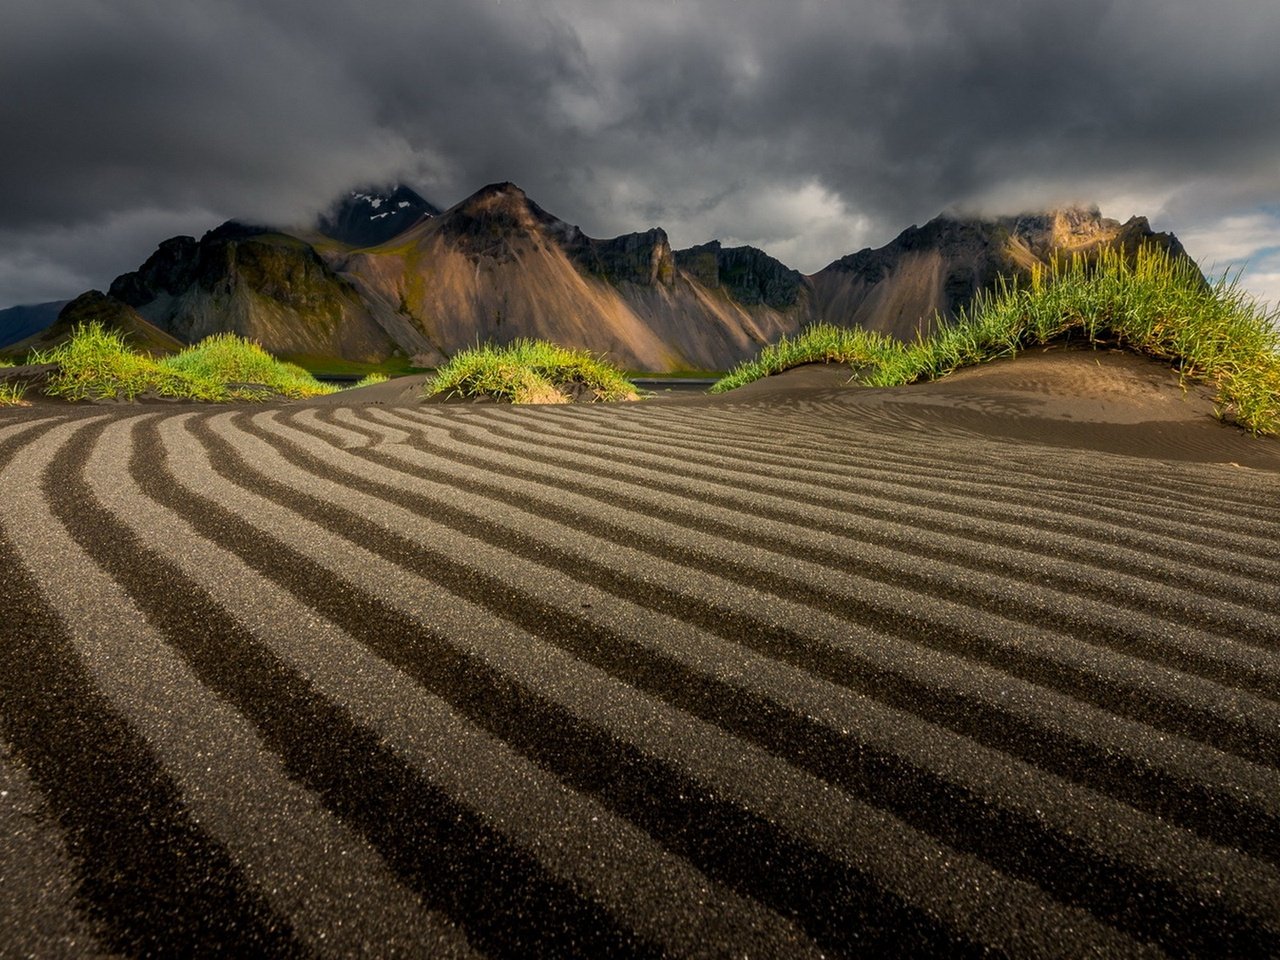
left=0, top=300, right=70, bottom=349
left=59, top=183, right=1191, bottom=372
left=316, top=185, right=441, bottom=248
left=1, top=290, right=183, bottom=360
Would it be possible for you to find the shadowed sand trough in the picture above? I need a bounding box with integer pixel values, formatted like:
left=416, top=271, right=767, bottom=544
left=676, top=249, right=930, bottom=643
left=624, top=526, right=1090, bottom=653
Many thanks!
left=1, top=348, right=1278, bottom=957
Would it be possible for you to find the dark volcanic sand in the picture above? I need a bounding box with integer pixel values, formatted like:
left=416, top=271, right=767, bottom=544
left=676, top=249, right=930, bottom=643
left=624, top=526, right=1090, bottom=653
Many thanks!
left=1, top=347, right=1278, bottom=957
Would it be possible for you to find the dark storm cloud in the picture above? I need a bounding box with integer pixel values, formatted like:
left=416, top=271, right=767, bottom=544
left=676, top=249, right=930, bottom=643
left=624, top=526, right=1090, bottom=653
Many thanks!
left=3, top=0, right=1280, bottom=306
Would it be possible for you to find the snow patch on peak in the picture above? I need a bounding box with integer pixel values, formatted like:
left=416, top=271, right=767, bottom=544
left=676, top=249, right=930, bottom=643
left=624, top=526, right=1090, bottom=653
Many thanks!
left=319, top=184, right=441, bottom=245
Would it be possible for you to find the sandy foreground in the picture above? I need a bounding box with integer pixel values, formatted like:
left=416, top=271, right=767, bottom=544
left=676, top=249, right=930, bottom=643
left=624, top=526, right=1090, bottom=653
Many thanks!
left=1, top=347, right=1278, bottom=957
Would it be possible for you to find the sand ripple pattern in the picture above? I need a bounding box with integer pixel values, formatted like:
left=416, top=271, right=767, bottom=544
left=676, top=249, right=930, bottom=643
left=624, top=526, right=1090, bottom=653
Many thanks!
left=1, top=401, right=1279, bottom=958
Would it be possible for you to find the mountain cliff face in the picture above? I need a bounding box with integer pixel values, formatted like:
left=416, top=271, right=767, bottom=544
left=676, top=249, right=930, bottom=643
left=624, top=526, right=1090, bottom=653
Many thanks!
left=74, top=183, right=1190, bottom=372
left=107, top=221, right=430, bottom=363
left=675, top=241, right=807, bottom=310
left=561, top=226, right=677, bottom=288
left=809, top=207, right=1186, bottom=339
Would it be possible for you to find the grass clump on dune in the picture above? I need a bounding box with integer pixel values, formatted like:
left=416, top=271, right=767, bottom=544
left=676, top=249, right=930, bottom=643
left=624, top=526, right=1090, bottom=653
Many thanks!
left=163, top=332, right=337, bottom=399
left=428, top=339, right=640, bottom=404
left=31, top=323, right=218, bottom=401
left=710, top=324, right=901, bottom=394
left=0, top=357, right=27, bottom=405
left=713, top=245, right=1280, bottom=434
left=0, top=382, right=28, bottom=406
left=30, top=322, right=336, bottom=402
left=349, top=372, right=390, bottom=389
left=0, top=357, right=21, bottom=404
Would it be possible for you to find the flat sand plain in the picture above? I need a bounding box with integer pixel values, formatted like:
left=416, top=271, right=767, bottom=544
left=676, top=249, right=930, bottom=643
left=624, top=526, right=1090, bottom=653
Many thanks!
left=1, top=347, right=1278, bottom=957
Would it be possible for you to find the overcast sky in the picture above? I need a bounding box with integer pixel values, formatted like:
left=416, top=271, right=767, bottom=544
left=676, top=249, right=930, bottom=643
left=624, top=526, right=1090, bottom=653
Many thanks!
left=3, top=0, right=1279, bottom=309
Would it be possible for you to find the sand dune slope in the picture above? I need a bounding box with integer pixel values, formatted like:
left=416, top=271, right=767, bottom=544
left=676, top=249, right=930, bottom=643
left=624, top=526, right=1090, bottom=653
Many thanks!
left=1, top=354, right=1278, bottom=956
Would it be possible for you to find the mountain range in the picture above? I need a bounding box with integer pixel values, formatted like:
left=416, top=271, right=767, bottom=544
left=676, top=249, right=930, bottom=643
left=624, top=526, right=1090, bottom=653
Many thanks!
left=1, top=183, right=1186, bottom=370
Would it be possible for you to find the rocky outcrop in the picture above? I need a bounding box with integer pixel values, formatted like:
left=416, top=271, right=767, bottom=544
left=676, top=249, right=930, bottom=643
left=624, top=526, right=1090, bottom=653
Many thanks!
left=105, top=235, right=199, bottom=318
left=564, top=228, right=677, bottom=288
left=674, top=241, right=805, bottom=309
left=432, top=183, right=672, bottom=287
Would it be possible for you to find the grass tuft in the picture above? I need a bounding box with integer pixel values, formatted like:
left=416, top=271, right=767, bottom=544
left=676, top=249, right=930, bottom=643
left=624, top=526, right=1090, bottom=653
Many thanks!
left=29, top=322, right=336, bottom=402
left=710, top=324, right=902, bottom=394
left=349, top=372, right=390, bottom=389
left=163, top=333, right=337, bottom=399
left=427, top=339, right=640, bottom=403
left=0, top=381, right=28, bottom=406
left=712, top=245, right=1280, bottom=434
left=30, top=323, right=213, bottom=401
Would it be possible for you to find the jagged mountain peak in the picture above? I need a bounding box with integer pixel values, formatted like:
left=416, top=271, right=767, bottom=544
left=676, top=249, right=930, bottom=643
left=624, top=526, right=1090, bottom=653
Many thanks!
left=428, top=183, right=678, bottom=288
left=441, top=181, right=561, bottom=232
left=466, top=181, right=526, bottom=202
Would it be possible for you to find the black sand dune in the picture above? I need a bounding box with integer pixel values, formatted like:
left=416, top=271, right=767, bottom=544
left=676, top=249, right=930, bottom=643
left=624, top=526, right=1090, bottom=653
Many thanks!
left=1, top=350, right=1278, bottom=957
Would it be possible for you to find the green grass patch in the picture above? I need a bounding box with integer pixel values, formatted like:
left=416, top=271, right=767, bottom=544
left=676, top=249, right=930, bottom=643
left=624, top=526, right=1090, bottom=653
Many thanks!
left=710, top=324, right=901, bottom=394
left=712, top=245, right=1280, bottom=434
left=0, top=381, right=27, bottom=406
left=349, top=372, right=390, bottom=389
left=427, top=339, right=640, bottom=404
left=164, top=333, right=337, bottom=399
left=30, top=323, right=337, bottom=402
left=30, top=323, right=218, bottom=401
